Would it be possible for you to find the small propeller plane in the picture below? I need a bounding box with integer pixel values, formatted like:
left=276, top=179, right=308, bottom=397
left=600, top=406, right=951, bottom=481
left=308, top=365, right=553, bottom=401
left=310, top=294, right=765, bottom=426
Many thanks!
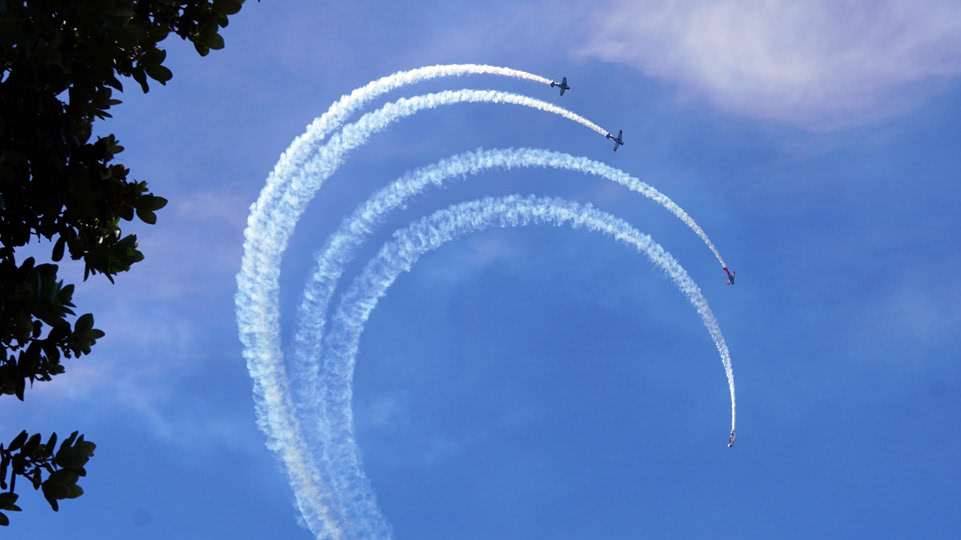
left=728, top=430, right=736, bottom=448
left=724, top=267, right=736, bottom=285
left=606, top=130, right=624, bottom=151
left=550, top=76, right=570, bottom=96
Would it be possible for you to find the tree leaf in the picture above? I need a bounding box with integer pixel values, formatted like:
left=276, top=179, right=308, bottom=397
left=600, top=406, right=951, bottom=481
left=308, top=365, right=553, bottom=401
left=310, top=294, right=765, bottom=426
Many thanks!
left=0, top=492, right=17, bottom=508
left=213, top=0, right=244, bottom=15
left=75, top=313, right=93, bottom=333
left=47, top=469, right=79, bottom=487
left=52, top=236, right=66, bottom=261
left=135, top=207, right=156, bottom=224
left=59, top=432, right=78, bottom=453
left=193, top=40, right=210, bottom=56
left=132, top=68, right=149, bottom=93
left=144, top=63, right=172, bottom=84
left=1, top=454, right=9, bottom=489
left=22, top=434, right=41, bottom=455
left=9, top=431, right=27, bottom=451
left=44, top=433, right=58, bottom=456
left=207, top=32, right=225, bottom=50
left=41, top=483, right=59, bottom=512
left=65, top=485, right=83, bottom=499
left=144, top=195, right=168, bottom=211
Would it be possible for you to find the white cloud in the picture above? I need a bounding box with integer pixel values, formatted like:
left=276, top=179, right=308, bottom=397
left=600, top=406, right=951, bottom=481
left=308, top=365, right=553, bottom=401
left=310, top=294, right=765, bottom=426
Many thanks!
left=23, top=301, right=259, bottom=453
left=414, top=233, right=522, bottom=287
left=90, top=187, right=249, bottom=300
left=868, top=280, right=961, bottom=351
left=356, top=390, right=412, bottom=432
left=173, top=188, right=252, bottom=233
left=578, top=0, right=961, bottom=129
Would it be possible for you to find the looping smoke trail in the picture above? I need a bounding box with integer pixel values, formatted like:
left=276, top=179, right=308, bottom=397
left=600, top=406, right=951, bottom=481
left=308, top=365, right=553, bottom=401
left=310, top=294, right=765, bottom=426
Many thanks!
left=250, top=65, right=552, bottom=230
left=291, top=147, right=731, bottom=458
left=236, top=67, right=736, bottom=540
left=236, top=91, right=610, bottom=539
left=307, top=195, right=734, bottom=539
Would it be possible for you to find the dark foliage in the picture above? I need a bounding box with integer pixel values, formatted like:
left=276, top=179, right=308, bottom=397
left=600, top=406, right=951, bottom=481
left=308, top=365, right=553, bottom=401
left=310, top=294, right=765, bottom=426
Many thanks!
left=0, top=430, right=97, bottom=524
left=0, top=0, right=248, bottom=524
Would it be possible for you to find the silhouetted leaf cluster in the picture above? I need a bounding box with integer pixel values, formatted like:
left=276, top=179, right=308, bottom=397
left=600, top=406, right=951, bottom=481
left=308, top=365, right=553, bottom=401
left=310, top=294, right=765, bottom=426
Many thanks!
left=0, top=430, right=96, bottom=524
left=0, top=0, right=249, bottom=525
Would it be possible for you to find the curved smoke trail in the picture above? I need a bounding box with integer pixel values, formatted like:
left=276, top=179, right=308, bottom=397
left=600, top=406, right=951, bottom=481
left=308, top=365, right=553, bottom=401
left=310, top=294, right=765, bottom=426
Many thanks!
left=249, top=65, right=552, bottom=241
left=236, top=91, right=611, bottom=539
left=236, top=66, right=737, bottom=540
left=308, top=195, right=735, bottom=539
left=291, top=146, right=731, bottom=444
left=255, top=65, right=552, bottom=229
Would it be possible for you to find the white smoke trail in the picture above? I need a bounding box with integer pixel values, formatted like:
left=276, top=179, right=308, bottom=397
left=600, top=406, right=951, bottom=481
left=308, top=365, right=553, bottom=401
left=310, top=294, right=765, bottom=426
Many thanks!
left=308, top=195, right=735, bottom=539
left=291, top=147, right=730, bottom=459
left=294, top=145, right=725, bottom=350
left=236, top=92, right=610, bottom=539
left=247, top=88, right=605, bottom=271
left=250, top=65, right=552, bottom=230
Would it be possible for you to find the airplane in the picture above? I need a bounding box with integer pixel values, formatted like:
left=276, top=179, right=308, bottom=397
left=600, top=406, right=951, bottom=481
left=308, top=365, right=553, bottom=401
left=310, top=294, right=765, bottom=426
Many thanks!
left=728, top=430, right=736, bottom=447
left=550, top=76, right=570, bottom=96
left=723, top=267, right=736, bottom=285
left=606, top=130, right=624, bottom=151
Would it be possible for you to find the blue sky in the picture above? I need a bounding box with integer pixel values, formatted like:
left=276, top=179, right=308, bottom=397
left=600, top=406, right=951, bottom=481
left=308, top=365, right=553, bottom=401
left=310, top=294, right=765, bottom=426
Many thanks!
left=6, top=1, right=961, bottom=538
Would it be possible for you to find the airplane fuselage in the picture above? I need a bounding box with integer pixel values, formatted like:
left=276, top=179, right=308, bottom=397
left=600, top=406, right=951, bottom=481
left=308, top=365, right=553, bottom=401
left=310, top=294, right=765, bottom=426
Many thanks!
left=551, top=78, right=570, bottom=96
left=606, top=131, right=624, bottom=151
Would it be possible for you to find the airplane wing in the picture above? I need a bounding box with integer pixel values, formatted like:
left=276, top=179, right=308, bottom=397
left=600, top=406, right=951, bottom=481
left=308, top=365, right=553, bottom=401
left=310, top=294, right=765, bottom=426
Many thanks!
left=559, top=87, right=566, bottom=96
left=561, top=77, right=567, bottom=85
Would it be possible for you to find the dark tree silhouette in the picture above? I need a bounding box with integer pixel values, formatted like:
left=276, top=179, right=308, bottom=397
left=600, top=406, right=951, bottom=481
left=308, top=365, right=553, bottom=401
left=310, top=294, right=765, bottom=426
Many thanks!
left=0, top=0, right=249, bottom=525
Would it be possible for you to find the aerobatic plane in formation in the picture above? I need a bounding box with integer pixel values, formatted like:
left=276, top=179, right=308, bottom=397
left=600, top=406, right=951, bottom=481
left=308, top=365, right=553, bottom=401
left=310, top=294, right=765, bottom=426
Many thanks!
left=606, top=130, right=624, bottom=151
left=724, top=267, right=736, bottom=285
left=550, top=76, right=570, bottom=96
left=728, top=430, right=736, bottom=447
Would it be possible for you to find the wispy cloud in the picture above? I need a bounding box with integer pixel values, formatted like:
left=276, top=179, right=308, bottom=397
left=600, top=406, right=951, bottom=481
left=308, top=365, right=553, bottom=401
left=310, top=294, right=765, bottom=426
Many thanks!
left=84, top=186, right=249, bottom=300
left=24, top=300, right=258, bottom=453
left=578, top=0, right=961, bottom=129
left=867, top=280, right=961, bottom=353
left=173, top=188, right=252, bottom=233
left=356, top=390, right=412, bottom=432
left=413, top=233, right=522, bottom=288
left=20, top=188, right=252, bottom=448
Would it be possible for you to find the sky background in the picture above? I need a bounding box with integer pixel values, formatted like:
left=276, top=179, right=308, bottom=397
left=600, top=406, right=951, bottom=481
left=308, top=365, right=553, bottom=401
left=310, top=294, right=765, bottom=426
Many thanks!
left=6, top=0, right=961, bottom=538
